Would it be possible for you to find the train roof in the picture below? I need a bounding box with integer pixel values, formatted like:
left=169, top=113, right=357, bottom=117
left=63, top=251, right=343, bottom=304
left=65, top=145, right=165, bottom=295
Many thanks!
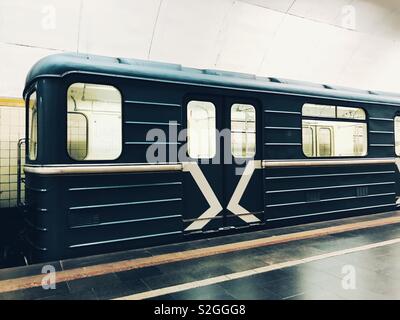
left=24, top=53, right=400, bottom=106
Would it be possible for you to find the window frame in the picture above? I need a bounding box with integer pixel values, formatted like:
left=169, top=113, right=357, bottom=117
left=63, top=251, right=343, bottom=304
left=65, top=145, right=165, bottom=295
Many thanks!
left=66, top=82, right=123, bottom=162
left=301, top=103, right=368, bottom=158
left=230, top=103, right=256, bottom=159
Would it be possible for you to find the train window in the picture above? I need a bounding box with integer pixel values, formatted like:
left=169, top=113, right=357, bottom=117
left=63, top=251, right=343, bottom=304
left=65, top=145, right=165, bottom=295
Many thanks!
left=302, top=120, right=367, bottom=157
left=231, top=104, right=256, bottom=158
left=187, top=100, right=216, bottom=159
left=28, top=92, right=38, bottom=160
left=337, top=107, right=366, bottom=120
left=303, top=104, right=335, bottom=118
left=67, top=83, right=122, bottom=160
left=395, top=116, right=400, bottom=156
left=302, top=104, right=367, bottom=157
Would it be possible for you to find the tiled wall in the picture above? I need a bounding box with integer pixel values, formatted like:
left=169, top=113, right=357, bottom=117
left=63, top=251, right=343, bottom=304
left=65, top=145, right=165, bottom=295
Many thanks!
left=0, top=106, right=25, bottom=208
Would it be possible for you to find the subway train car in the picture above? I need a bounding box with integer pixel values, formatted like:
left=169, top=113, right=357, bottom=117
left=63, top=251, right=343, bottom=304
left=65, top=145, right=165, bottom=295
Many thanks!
left=20, top=53, right=400, bottom=263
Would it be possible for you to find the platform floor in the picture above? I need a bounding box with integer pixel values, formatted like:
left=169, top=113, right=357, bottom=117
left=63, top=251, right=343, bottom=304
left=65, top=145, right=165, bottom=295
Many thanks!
left=0, top=211, right=399, bottom=300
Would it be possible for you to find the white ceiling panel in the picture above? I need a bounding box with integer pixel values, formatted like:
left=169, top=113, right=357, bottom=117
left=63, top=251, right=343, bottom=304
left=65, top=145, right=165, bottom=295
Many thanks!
left=149, top=0, right=234, bottom=68
left=259, top=14, right=327, bottom=80
left=348, top=0, right=392, bottom=35
left=290, top=0, right=400, bottom=40
left=238, top=0, right=295, bottom=13
left=1, top=0, right=400, bottom=97
left=337, top=34, right=400, bottom=91
left=0, top=43, right=62, bottom=97
left=289, top=0, right=353, bottom=25
left=214, top=1, right=284, bottom=74
left=370, top=9, right=400, bottom=40
left=0, top=0, right=80, bottom=51
left=292, top=25, right=363, bottom=86
left=78, top=0, right=161, bottom=59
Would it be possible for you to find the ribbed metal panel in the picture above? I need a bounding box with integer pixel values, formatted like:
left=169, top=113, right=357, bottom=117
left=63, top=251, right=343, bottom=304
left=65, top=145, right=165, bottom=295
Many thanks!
left=264, top=164, right=397, bottom=221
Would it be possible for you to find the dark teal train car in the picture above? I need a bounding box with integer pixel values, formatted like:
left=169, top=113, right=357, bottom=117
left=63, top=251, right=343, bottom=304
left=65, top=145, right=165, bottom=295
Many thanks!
left=21, top=53, right=400, bottom=263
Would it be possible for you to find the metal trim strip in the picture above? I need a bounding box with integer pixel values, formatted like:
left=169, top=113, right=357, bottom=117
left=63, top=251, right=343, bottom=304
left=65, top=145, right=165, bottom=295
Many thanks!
left=24, top=158, right=395, bottom=175
left=263, top=158, right=395, bottom=168
left=24, top=163, right=183, bottom=175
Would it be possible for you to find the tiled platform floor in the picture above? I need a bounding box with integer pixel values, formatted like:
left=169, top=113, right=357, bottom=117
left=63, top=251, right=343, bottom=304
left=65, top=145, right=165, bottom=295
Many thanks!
left=0, top=212, right=399, bottom=300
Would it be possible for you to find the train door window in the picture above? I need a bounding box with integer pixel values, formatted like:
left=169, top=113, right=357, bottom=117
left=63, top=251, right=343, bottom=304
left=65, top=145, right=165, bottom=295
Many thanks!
left=187, top=100, right=216, bottom=159
left=395, top=116, right=400, bottom=156
left=28, top=92, right=38, bottom=160
left=302, top=104, right=367, bottom=157
left=67, top=83, right=122, bottom=160
left=231, top=104, right=256, bottom=158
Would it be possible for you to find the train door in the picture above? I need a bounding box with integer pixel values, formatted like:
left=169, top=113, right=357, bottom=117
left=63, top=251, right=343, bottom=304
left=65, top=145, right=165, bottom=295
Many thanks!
left=224, top=98, right=264, bottom=228
left=183, top=96, right=264, bottom=233
left=183, top=96, right=224, bottom=232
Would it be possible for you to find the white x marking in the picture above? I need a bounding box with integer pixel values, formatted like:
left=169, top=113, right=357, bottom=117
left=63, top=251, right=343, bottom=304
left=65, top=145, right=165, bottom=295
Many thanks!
left=227, top=160, right=262, bottom=223
left=184, top=161, right=261, bottom=231
left=183, top=162, right=223, bottom=231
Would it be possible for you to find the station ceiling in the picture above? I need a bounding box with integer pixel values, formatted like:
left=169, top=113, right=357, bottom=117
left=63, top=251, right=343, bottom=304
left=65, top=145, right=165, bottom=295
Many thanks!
left=1, top=0, right=400, bottom=97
